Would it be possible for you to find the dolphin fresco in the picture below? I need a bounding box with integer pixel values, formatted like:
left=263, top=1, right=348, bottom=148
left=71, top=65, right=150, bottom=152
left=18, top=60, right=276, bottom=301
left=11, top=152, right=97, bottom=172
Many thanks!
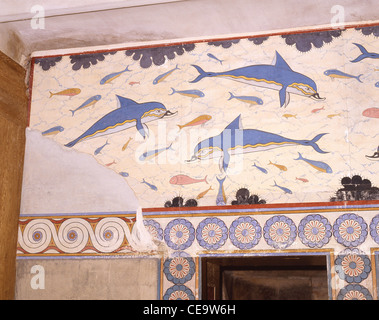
left=187, top=115, right=328, bottom=172
left=350, top=43, right=379, bottom=63
left=190, top=51, right=324, bottom=108
left=65, top=95, right=176, bottom=147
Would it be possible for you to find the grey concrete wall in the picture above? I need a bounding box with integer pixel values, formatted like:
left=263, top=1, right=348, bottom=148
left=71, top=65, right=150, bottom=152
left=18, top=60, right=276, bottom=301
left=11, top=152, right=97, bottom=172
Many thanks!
left=15, top=258, right=159, bottom=300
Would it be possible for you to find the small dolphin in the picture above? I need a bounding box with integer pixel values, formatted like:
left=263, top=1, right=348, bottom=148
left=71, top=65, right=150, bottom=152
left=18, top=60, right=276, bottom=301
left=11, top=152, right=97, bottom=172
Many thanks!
left=65, top=95, right=177, bottom=147
left=100, top=66, right=131, bottom=85
left=228, top=92, right=263, bottom=105
left=272, top=181, right=292, bottom=194
left=70, top=95, right=101, bottom=116
left=42, top=125, right=64, bottom=136
left=324, top=69, right=363, bottom=82
left=216, top=176, right=227, bottom=206
left=169, top=87, right=205, bottom=99
left=187, top=115, right=328, bottom=172
left=350, top=43, right=379, bottom=63
left=294, top=152, right=332, bottom=173
left=153, top=64, right=180, bottom=84
left=190, top=51, right=324, bottom=108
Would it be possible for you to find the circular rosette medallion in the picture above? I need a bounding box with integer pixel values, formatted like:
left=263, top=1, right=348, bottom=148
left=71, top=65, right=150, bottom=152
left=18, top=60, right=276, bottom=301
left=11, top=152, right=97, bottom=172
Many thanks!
left=229, top=216, right=261, bottom=249
left=298, top=214, right=332, bottom=248
left=163, top=285, right=195, bottom=300
left=196, top=217, right=228, bottom=250
left=337, top=284, right=373, bottom=300
left=263, top=215, right=297, bottom=249
left=369, top=214, right=379, bottom=244
left=164, top=219, right=195, bottom=250
left=333, top=213, right=367, bottom=247
left=143, top=219, right=163, bottom=241
left=163, top=256, right=195, bottom=284
left=335, top=248, right=371, bottom=283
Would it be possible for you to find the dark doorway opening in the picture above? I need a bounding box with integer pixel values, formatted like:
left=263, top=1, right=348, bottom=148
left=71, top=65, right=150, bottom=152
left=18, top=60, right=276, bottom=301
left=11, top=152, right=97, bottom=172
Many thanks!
left=201, top=255, right=329, bottom=300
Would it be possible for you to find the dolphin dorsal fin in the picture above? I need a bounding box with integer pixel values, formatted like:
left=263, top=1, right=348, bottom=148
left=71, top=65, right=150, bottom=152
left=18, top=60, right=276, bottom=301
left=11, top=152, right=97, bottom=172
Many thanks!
left=116, top=95, right=139, bottom=108
left=272, top=51, right=292, bottom=71
left=225, top=115, right=242, bottom=130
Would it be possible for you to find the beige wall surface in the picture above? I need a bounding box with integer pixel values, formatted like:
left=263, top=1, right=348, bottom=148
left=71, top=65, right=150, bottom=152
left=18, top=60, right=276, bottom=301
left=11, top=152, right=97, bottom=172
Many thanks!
left=15, top=258, right=159, bottom=300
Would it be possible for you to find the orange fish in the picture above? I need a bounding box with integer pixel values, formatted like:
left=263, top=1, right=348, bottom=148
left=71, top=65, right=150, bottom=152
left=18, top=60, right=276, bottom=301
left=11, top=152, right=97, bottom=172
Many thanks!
left=177, top=115, right=212, bottom=130
left=122, top=137, right=132, bottom=151
left=296, top=177, right=309, bottom=183
left=268, top=161, right=287, bottom=171
left=196, top=186, right=213, bottom=200
left=169, top=174, right=208, bottom=185
left=311, top=106, right=325, bottom=113
left=49, top=88, right=81, bottom=98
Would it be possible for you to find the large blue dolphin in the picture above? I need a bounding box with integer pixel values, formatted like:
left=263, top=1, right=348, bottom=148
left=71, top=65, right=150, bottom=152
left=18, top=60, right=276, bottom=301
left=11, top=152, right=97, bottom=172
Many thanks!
left=65, top=95, right=176, bottom=147
left=187, top=115, right=328, bottom=172
left=190, top=51, right=324, bottom=108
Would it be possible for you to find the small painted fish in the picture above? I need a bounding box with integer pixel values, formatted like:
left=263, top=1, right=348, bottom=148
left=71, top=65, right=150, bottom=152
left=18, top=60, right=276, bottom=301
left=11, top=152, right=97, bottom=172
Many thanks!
left=94, top=140, right=109, bottom=155
left=272, top=181, right=292, bottom=194
left=41, top=125, right=64, bottom=136
left=141, top=178, right=158, bottom=191
left=139, top=143, right=174, bottom=161
left=196, top=186, right=213, bottom=200
left=311, top=106, right=325, bottom=113
left=324, top=69, right=363, bottom=83
left=153, top=64, right=180, bottom=85
left=100, top=66, right=131, bottom=85
left=294, top=152, right=332, bottom=173
left=169, top=88, right=205, bottom=99
left=375, top=81, right=379, bottom=88
left=362, top=107, right=379, bottom=118
left=268, top=160, right=287, bottom=171
left=252, top=162, right=268, bottom=174
left=119, top=172, right=129, bottom=177
left=122, top=137, right=133, bottom=151
left=216, top=176, right=227, bottom=206
left=177, top=115, right=212, bottom=130
left=207, top=53, right=223, bottom=65
left=327, top=113, right=341, bottom=119
left=296, top=177, right=309, bottom=183
left=129, top=81, right=140, bottom=86
left=105, top=160, right=116, bottom=166
left=70, top=95, right=101, bottom=116
left=49, top=88, right=81, bottom=98
left=169, top=174, right=208, bottom=185
left=228, top=92, right=263, bottom=105
left=282, top=113, right=297, bottom=119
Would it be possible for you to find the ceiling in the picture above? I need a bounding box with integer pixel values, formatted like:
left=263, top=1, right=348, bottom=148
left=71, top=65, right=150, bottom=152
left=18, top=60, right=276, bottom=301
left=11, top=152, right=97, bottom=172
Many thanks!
left=0, top=0, right=378, bottom=66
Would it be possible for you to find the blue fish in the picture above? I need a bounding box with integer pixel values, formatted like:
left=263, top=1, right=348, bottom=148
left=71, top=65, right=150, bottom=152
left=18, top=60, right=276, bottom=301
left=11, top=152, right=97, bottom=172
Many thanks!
left=252, top=162, right=268, bottom=174
left=324, top=69, right=363, bottom=83
left=190, top=51, right=324, bottom=108
left=139, top=143, right=174, bottom=161
left=169, top=87, right=205, bottom=99
left=94, top=140, right=109, bottom=155
left=216, top=176, right=227, bottom=206
left=119, top=172, right=129, bottom=177
left=350, top=43, right=379, bottom=63
left=375, top=81, right=379, bottom=88
left=70, top=95, right=101, bottom=116
left=207, top=53, right=223, bottom=65
left=100, top=66, right=131, bottom=85
left=188, top=115, right=328, bottom=173
left=294, top=152, right=332, bottom=173
left=153, top=64, right=180, bottom=85
left=228, top=92, right=263, bottom=105
left=65, top=95, right=177, bottom=147
left=141, top=178, right=157, bottom=191
left=272, top=181, right=292, bottom=194
left=42, top=125, right=64, bottom=136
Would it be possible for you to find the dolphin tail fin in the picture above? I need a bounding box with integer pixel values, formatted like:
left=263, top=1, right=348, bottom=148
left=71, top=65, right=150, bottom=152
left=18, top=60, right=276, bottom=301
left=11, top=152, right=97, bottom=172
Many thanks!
left=308, top=133, right=328, bottom=154
left=169, top=87, right=176, bottom=95
left=190, top=65, right=209, bottom=83
left=357, top=74, right=364, bottom=83
left=228, top=92, right=234, bottom=100
left=216, top=176, right=226, bottom=184
left=294, top=152, right=303, bottom=161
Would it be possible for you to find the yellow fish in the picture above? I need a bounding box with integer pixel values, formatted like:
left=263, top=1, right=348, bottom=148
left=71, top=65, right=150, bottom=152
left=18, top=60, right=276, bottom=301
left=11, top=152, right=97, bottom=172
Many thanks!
left=122, top=137, right=133, bottom=151
left=282, top=114, right=297, bottom=119
left=49, top=88, right=81, bottom=98
left=177, top=115, right=212, bottom=130
left=196, top=186, right=213, bottom=200
left=268, top=160, right=287, bottom=171
left=327, top=113, right=341, bottom=119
